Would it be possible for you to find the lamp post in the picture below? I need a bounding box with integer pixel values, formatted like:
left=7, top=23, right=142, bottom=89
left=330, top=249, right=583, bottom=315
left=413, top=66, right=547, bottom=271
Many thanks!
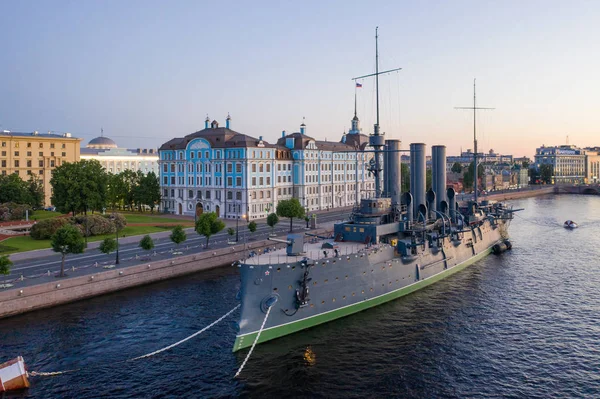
left=236, top=214, right=241, bottom=243
left=111, top=214, right=120, bottom=265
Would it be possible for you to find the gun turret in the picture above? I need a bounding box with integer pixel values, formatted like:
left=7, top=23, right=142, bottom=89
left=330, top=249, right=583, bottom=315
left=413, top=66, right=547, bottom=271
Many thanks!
left=268, top=233, right=304, bottom=256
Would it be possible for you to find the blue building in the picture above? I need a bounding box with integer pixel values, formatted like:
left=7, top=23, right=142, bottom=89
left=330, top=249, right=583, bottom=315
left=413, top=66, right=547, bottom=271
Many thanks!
left=158, top=113, right=375, bottom=219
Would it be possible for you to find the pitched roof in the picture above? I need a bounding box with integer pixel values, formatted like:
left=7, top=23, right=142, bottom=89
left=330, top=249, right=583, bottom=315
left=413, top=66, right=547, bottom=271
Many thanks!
left=159, top=127, right=273, bottom=151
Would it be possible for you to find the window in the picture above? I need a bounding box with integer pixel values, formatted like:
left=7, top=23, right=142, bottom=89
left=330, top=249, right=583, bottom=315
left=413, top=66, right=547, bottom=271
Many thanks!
left=259, top=164, right=264, bottom=172
left=236, top=163, right=242, bottom=173
left=266, top=177, right=271, bottom=185
left=14, top=160, right=19, bottom=167
left=252, top=164, right=256, bottom=173
left=51, top=152, right=54, bottom=156
left=27, top=160, right=32, bottom=167
left=14, top=151, right=19, bottom=156
left=62, top=144, right=66, bottom=149
left=189, top=190, right=193, bottom=198
left=227, top=163, right=232, bottom=173
left=206, top=190, right=211, bottom=199
left=50, top=143, right=55, bottom=149
left=252, top=177, right=256, bottom=186
left=1, top=160, right=5, bottom=167
left=163, top=164, right=167, bottom=172
left=27, top=170, right=32, bottom=175
left=205, top=151, right=209, bottom=159
left=1, top=151, right=5, bottom=156
left=27, top=142, right=31, bottom=148
left=1, top=142, right=5, bottom=147
left=236, top=177, right=242, bottom=186
left=62, top=152, right=66, bottom=157
left=171, top=164, right=175, bottom=172
left=266, top=164, right=271, bottom=172
left=259, top=177, right=263, bottom=185
left=236, top=192, right=242, bottom=200
left=170, top=176, right=175, bottom=184
left=190, top=152, right=195, bottom=159
left=227, top=176, right=233, bottom=186
left=197, top=190, right=202, bottom=199
left=38, top=170, right=43, bottom=175
left=227, top=191, right=233, bottom=200
left=163, top=176, right=168, bottom=184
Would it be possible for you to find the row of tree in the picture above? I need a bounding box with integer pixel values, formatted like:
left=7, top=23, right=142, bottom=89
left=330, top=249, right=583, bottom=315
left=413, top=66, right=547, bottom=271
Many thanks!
left=0, top=174, right=44, bottom=208
left=50, top=160, right=161, bottom=215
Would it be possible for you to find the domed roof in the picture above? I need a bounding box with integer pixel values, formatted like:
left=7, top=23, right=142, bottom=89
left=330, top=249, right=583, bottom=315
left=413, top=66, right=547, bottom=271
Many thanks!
left=87, top=136, right=117, bottom=149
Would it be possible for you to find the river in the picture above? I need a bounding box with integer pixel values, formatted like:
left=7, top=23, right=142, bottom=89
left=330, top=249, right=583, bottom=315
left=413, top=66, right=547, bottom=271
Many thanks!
left=2, top=194, right=600, bottom=398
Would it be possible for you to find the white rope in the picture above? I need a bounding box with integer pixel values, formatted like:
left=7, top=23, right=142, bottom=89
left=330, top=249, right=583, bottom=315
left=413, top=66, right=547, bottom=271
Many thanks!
left=234, top=300, right=276, bottom=378
left=29, top=368, right=79, bottom=377
left=130, top=304, right=241, bottom=361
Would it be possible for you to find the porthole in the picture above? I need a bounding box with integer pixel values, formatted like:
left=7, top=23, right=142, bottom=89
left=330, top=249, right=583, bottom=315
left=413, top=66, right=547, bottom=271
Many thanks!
left=332, top=298, right=336, bottom=302
left=273, top=287, right=278, bottom=292
left=345, top=275, right=349, bottom=279
left=352, top=292, right=356, bottom=296
left=363, top=271, right=366, bottom=275
left=370, top=288, right=373, bottom=292
left=288, top=285, right=293, bottom=290
left=371, top=269, right=374, bottom=273
left=324, top=279, right=328, bottom=283
left=313, top=281, right=317, bottom=285
left=277, top=267, right=281, bottom=272
left=342, top=295, right=346, bottom=299
left=362, top=290, right=365, bottom=294
left=310, top=304, right=315, bottom=308
left=321, top=300, right=325, bottom=304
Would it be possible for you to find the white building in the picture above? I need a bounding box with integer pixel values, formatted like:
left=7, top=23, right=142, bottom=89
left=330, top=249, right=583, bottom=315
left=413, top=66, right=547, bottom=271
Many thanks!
left=80, top=135, right=159, bottom=175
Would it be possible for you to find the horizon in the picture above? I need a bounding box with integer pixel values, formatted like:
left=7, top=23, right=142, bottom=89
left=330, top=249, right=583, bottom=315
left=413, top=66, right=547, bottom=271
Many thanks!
left=1, top=1, right=598, bottom=159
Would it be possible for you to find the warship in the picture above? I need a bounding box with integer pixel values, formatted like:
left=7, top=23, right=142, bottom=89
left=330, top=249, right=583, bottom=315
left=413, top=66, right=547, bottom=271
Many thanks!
left=233, top=30, right=518, bottom=352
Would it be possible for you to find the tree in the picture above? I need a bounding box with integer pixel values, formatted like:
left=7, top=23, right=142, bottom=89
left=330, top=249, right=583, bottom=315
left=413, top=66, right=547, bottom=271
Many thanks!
left=540, top=164, right=554, bottom=184
left=170, top=225, right=187, bottom=250
left=107, top=172, right=126, bottom=211
left=51, top=224, right=85, bottom=277
left=266, top=213, right=279, bottom=236
left=463, top=161, right=485, bottom=192
left=195, top=212, right=225, bottom=248
left=401, top=163, right=410, bottom=193
left=276, top=198, right=305, bottom=233
left=227, top=227, right=235, bottom=242
left=99, top=238, right=117, bottom=256
left=50, top=160, right=108, bottom=215
left=139, top=172, right=161, bottom=213
left=0, top=255, right=13, bottom=276
left=139, top=234, right=155, bottom=255
left=248, top=221, right=257, bottom=234
left=27, top=176, right=44, bottom=209
left=451, top=162, right=463, bottom=174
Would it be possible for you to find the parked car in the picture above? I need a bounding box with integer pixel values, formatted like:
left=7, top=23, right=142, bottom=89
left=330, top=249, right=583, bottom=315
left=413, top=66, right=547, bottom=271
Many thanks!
left=45, top=206, right=56, bottom=212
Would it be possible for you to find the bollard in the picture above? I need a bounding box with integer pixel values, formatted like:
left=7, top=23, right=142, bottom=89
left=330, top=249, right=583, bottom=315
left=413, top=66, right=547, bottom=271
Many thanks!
left=20, top=275, right=24, bottom=281
left=47, top=270, right=50, bottom=276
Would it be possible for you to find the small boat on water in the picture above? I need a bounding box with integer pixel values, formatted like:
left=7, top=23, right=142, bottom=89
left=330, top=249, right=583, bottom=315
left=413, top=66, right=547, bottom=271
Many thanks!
left=0, top=356, right=30, bottom=392
left=564, top=220, right=578, bottom=229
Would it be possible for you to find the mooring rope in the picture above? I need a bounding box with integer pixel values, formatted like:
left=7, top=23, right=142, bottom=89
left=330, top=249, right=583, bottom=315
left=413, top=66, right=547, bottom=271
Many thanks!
left=234, top=299, right=276, bottom=378
left=29, top=304, right=241, bottom=377
left=130, top=304, right=240, bottom=361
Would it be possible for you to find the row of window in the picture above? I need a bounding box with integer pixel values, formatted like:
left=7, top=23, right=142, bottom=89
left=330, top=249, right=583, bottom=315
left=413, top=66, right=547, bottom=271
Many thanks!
left=1, top=160, right=55, bottom=168
left=1, top=151, right=65, bottom=157
left=1, top=141, right=65, bottom=149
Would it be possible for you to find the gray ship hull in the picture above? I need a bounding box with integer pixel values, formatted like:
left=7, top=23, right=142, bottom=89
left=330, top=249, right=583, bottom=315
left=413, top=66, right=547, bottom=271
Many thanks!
left=233, top=219, right=506, bottom=351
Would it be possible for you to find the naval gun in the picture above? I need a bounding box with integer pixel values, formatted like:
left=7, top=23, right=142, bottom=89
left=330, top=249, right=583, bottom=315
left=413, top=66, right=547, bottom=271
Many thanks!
left=268, top=233, right=304, bottom=256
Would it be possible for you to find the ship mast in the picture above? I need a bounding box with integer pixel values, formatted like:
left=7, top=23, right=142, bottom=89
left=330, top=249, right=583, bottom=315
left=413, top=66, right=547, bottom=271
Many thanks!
left=352, top=27, right=401, bottom=198
left=455, top=79, right=494, bottom=204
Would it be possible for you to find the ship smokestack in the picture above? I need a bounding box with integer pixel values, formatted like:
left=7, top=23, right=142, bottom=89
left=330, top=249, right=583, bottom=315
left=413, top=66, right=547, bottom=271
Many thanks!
left=432, top=145, right=447, bottom=216
left=426, top=189, right=436, bottom=219
left=401, top=192, right=413, bottom=223
left=410, top=143, right=427, bottom=221
left=385, top=139, right=402, bottom=206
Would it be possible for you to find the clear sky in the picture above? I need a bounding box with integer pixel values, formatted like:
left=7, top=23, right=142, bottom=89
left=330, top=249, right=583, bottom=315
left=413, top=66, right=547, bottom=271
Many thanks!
left=1, top=0, right=599, bottom=158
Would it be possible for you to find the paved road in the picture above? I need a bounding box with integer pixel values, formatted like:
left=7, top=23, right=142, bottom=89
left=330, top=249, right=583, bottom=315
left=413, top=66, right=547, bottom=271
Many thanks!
left=1, top=209, right=353, bottom=288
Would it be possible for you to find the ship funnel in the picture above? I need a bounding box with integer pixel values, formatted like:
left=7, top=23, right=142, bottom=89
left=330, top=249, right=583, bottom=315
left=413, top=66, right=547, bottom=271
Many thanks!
left=426, top=189, right=436, bottom=219
left=410, top=143, right=426, bottom=221
left=385, top=139, right=402, bottom=206
left=401, top=192, right=413, bottom=223
left=447, top=187, right=456, bottom=223
left=432, top=145, right=447, bottom=213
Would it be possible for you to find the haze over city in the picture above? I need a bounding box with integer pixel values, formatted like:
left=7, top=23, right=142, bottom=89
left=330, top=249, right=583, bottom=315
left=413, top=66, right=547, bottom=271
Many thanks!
left=1, top=0, right=598, bottom=157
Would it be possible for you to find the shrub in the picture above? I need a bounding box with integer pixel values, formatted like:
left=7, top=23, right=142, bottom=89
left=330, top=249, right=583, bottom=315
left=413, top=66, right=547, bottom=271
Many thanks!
left=30, top=218, right=71, bottom=240
left=0, top=202, right=33, bottom=221
left=73, top=215, right=116, bottom=236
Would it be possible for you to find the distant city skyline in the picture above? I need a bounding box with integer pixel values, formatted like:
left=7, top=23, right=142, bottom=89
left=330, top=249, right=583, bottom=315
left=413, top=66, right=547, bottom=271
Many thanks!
left=1, top=1, right=598, bottom=158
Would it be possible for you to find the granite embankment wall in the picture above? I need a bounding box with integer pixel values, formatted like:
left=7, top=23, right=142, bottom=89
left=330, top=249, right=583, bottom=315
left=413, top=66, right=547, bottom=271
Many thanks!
left=484, top=186, right=554, bottom=202
left=0, top=228, right=332, bottom=319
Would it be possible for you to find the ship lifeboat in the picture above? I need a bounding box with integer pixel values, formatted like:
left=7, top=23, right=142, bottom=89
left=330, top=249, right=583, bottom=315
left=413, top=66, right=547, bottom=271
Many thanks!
left=0, top=356, right=30, bottom=392
left=563, top=220, right=578, bottom=229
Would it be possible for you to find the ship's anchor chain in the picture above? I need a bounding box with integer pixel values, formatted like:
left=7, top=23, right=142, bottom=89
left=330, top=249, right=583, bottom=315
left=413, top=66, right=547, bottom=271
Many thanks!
left=28, top=304, right=241, bottom=378
left=283, top=263, right=312, bottom=316
left=235, top=297, right=277, bottom=378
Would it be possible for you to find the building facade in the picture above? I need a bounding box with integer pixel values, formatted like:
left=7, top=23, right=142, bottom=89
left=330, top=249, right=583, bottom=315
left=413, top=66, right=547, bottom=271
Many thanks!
left=0, top=131, right=81, bottom=206
left=80, top=135, right=159, bottom=175
left=158, top=115, right=375, bottom=220
left=583, top=147, right=600, bottom=184
left=534, top=145, right=586, bottom=184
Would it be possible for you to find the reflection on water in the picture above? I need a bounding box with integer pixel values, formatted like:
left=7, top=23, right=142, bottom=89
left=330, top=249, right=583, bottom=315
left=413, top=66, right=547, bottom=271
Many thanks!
left=1, top=194, right=600, bottom=398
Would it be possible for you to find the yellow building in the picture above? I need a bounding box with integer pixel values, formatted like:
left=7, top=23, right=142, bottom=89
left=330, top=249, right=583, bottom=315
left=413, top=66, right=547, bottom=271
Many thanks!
left=0, top=131, right=81, bottom=206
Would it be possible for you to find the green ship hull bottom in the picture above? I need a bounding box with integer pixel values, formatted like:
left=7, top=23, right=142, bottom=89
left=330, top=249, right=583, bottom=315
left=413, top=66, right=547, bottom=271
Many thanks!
left=232, top=246, right=493, bottom=352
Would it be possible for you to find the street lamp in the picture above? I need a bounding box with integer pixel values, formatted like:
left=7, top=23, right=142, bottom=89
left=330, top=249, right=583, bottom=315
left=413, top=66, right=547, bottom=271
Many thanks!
left=110, top=214, right=120, bottom=265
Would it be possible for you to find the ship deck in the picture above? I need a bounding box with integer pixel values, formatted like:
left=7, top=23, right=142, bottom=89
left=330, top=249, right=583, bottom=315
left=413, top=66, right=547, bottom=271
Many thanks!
left=244, top=239, right=373, bottom=265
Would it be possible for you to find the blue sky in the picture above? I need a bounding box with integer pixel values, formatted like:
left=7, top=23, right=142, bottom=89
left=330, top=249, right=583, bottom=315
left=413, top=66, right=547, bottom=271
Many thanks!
left=1, top=0, right=599, bottom=158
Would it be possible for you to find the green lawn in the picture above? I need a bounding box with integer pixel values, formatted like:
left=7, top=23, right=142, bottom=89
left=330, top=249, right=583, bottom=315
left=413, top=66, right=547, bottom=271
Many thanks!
left=31, top=210, right=67, bottom=220
left=0, top=225, right=177, bottom=255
